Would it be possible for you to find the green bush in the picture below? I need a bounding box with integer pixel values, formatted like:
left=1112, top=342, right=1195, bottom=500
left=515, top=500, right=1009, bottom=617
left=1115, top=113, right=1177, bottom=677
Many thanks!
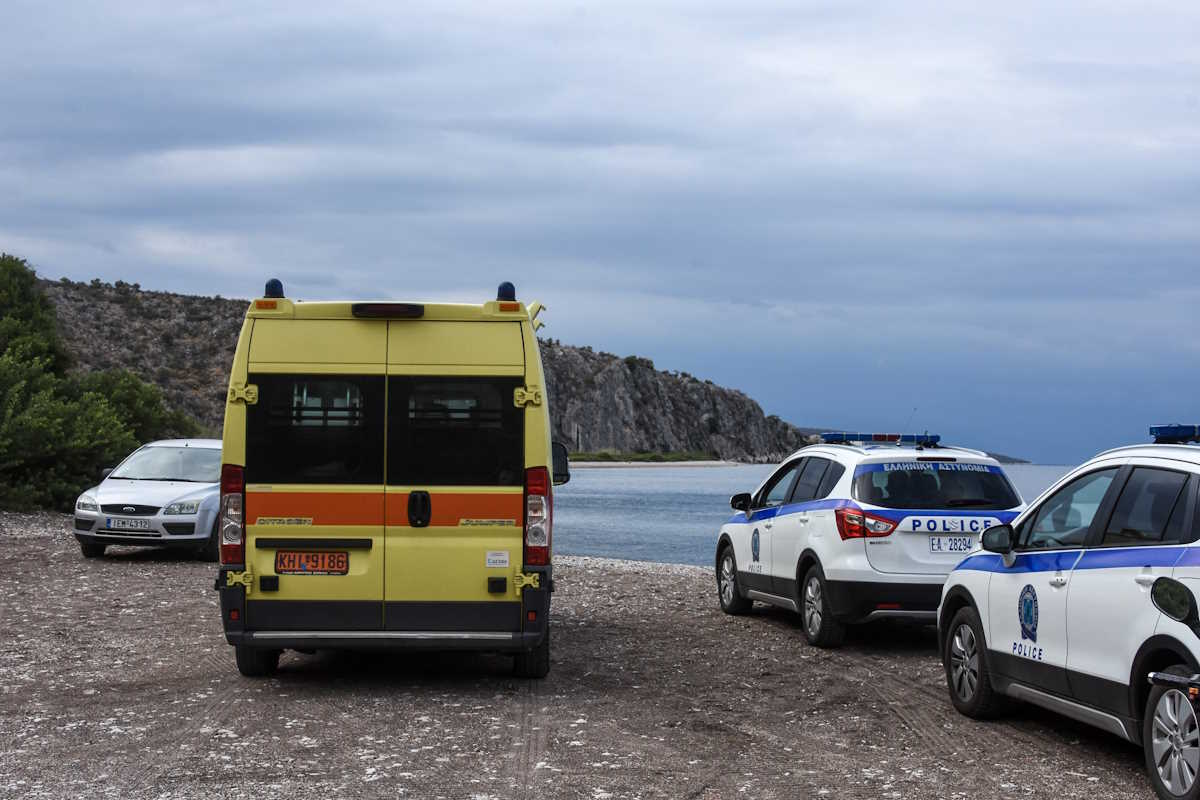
left=0, top=253, right=200, bottom=510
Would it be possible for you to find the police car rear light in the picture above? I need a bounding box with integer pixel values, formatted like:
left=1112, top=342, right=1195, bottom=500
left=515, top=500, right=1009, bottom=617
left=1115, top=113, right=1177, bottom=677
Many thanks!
left=219, top=464, right=245, bottom=566
left=1151, top=424, right=1200, bottom=444
left=835, top=507, right=896, bottom=540
left=351, top=302, right=425, bottom=319
left=524, top=467, right=551, bottom=567
left=823, top=432, right=941, bottom=446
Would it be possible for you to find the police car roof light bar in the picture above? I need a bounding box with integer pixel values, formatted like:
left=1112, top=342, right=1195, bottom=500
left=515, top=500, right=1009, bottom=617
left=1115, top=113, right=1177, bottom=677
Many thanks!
left=821, top=432, right=941, bottom=446
left=1150, top=424, right=1200, bottom=445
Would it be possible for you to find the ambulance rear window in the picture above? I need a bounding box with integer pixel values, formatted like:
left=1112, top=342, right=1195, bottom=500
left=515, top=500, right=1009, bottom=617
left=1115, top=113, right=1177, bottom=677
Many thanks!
left=245, top=374, right=385, bottom=484
left=387, top=377, right=524, bottom=486
left=853, top=462, right=1020, bottom=510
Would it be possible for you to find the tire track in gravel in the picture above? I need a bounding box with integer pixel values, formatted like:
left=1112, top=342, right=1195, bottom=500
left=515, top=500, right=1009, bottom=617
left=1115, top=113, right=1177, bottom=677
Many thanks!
left=508, top=677, right=549, bottom=799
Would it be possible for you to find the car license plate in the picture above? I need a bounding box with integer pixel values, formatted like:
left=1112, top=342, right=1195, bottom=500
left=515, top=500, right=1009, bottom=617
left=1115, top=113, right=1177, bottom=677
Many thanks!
left=929, top=535, right=974, bottom=554
left=106, top=517, right=151, bottom=531
left=275, top=551, right=349, bottom=575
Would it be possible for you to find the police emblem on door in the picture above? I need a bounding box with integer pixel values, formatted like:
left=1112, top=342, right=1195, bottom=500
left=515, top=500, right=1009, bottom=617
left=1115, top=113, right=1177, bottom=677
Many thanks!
left=751, top=529, right=760, bottom=562
left=1018, top=584, right=1038, bottom=642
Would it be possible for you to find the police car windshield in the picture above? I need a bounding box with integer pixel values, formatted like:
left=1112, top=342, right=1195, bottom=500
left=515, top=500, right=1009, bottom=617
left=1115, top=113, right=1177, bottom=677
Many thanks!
left=109, top=447, right=221, bottom=483
left=852, top=462, right=1019, bottom=511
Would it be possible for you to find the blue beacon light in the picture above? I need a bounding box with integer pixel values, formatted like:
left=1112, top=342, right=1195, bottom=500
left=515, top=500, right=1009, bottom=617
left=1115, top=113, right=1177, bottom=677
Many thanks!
left=1150, top=424, right=1200, bottom=444
left=821, top=432, right=942, bottom=446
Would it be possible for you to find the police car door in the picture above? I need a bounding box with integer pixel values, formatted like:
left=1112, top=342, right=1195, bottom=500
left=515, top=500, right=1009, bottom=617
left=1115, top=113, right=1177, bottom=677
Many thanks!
left=745, top=459, right=803, bottom=598
left=1065, top=463, right=1196, bottom=716
left=769, top=457, right=834, bottom=598
left=987, top=466, right=1121, bottom=696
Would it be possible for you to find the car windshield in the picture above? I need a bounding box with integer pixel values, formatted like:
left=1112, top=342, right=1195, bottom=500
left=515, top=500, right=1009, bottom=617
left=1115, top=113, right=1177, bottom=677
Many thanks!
left=109, top=446, right=221, bottom=482
left=852, top=461, right=1020, bottom=511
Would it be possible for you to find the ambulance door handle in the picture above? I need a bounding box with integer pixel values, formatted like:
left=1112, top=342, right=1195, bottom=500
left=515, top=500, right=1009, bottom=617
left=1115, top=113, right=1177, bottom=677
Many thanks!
left=408, top=491, right=431, bottom=528
left=1049, top=574, right=1068, bottom=588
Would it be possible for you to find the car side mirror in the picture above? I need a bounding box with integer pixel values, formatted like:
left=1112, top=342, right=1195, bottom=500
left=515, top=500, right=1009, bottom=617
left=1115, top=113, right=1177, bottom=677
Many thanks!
left=551, top=442, right=571, bottom=486
left=981, top=524, right=1014, bottom=555
left=1152, top=577, right=1200, bottom=633
left=101, top=468, right=113, bottom=480
left=730, top=493, right=752, bottom=513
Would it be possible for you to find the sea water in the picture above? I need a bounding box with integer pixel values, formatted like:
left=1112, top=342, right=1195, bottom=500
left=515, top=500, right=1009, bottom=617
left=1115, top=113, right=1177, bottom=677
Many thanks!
left=554, top=463, right=1070, bottom=567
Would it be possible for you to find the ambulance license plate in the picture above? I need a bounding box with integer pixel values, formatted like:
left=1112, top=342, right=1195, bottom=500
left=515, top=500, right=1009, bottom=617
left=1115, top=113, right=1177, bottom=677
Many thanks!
left=275, top=551, right=349, bottom=575
left=107, top=517, right=151, bottom=531
left=929, top=535, right=974, bottom=554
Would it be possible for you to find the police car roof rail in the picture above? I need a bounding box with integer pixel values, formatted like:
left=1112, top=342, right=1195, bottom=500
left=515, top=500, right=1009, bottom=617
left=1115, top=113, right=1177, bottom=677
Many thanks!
left=1150, top=424, right=1200, bottom=445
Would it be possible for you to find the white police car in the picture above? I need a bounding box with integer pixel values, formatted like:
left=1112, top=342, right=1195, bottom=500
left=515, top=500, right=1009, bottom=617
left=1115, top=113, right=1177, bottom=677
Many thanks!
left=939, top=425, right=1200, bottom=800
left=715, top=432, right=1024, bottom=647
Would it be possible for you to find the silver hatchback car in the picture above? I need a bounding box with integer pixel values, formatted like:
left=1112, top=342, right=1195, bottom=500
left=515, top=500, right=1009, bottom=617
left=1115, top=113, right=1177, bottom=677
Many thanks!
left=73, top=439, right=222, bottom=560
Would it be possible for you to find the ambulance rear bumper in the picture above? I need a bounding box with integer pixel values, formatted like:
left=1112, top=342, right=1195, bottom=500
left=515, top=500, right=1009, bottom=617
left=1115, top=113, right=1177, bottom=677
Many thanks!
left=226, top=629, right=545, bottom=652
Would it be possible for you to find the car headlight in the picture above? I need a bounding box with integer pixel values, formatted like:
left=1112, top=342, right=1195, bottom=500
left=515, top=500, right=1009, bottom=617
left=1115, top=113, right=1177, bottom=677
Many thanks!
left=76, top=494, right=99, bottom=512
left=164, top=501, right=201, bottom=515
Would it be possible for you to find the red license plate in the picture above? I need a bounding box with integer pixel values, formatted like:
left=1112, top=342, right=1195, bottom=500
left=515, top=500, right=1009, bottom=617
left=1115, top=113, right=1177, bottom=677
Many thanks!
left=274, top=551, right=349, bottom=575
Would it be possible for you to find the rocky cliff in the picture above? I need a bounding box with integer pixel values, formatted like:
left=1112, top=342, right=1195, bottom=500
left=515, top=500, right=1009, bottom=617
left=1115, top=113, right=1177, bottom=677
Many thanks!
left=41, top=277, right=818, bottom=461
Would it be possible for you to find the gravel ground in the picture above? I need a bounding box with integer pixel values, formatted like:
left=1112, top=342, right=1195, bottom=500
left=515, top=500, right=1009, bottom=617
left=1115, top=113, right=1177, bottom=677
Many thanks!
left=1, top=512, right=1152, bottom=799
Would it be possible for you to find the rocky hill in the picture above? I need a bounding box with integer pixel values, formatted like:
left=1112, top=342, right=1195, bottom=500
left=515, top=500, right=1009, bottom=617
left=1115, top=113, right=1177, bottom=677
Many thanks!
left=41, top=278, right=817, bottom=462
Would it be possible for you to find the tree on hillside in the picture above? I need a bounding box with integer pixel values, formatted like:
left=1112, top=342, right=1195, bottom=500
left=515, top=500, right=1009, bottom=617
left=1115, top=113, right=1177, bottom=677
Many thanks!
left=0, top=254, right=201, bottom=510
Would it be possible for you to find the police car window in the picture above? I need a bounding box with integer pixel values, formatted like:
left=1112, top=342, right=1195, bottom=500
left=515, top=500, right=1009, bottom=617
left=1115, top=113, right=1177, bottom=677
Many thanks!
left=816, top=462, right=846, bottom=500
left=851, top=463, right=1020, bottom=510
left=790, top=458, right=830, bottom=504
left=246, top=375, right=385, bottom=484
left=388, top=377, right=524, bottom=486
left=756, top=460, right=802, bottom=508
left=1100, top=468, right=1189, bottom=547
left=1022, top=468, right=1118, bottom=550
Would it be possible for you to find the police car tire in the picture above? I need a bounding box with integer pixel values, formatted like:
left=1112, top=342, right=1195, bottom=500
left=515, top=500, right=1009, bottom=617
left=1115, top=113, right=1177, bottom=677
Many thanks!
left=79, top=540, right=106, bottom=558
left=800, top=565, right=845, bottom=648
left=1143, top=664, right=1200, bottom=800
left=235, top=645, right=280, bottom=677
left=513, top=625, right=551, bottom=679
left=717, top=545, right=752, bottom=615
left=943, top=606, right=1005, bottom=719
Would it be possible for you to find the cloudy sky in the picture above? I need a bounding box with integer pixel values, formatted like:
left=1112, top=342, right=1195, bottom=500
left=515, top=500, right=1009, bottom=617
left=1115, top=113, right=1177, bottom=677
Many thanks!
left=2, top=1, right=1198, bottom=463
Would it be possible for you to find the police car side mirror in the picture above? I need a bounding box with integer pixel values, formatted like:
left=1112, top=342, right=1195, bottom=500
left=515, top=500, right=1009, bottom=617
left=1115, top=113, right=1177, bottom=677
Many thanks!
left=730, top=493, right=752, bottom=513
left=551, top=442, right=571, bottom=486
left=981, top=524, right=1014, bottom=555
left=1152, top=577, right=1200, bottom=632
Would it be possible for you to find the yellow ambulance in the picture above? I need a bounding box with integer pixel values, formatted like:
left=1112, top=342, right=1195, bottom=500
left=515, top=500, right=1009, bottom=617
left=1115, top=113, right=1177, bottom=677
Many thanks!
left=215, top=279, right=568, bottom=678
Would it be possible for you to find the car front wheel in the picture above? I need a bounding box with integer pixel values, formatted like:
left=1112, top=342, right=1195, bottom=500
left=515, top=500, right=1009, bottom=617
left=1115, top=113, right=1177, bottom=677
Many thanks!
left=1144, top=664, right=1200, bottom=800
left=717, top=546, right=752, bottom=615
left=943, top=605, right=1005, bottom=718
left=79, top=540, right=106, bottom=558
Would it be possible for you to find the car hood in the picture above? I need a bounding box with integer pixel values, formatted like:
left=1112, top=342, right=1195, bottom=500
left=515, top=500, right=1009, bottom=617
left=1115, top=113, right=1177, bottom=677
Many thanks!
left=93, top=480, right=219, bottom=508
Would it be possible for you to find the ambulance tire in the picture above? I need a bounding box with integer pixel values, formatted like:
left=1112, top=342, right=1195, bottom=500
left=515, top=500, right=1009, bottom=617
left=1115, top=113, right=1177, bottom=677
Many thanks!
left=1143, top=664, right=1200, bottom=800
left=717, top=545, right=752, bottom=615
left=235, top=646, right=281, bottom=678
left=943, top=606, right=1006, bottom=719
left=197, top=518, right=219, bottom=562
left=799, top=564, right=845, bottom=648
left=79, top=540, right=106, bottom=558
left=514, top=625, right=550, bottom=679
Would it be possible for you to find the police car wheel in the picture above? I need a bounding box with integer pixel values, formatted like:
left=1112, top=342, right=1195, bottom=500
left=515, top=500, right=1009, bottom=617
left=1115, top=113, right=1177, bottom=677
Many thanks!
left=79, top=540, right=106, bottom=558
left=513, top=624, right=551, bottom=679
left=800, top=565, right=845, bottom=648
left=235, top=645, right=281, bottom=677
left=717, top=547, right=752, bottom=615
left=943, top=606, right=1004, bottom=718
left=1144, top=664, right=1200, bottom=800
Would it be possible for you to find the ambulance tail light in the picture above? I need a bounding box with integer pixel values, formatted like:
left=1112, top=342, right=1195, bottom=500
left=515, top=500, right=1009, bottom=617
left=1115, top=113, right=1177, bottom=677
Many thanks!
left=219, top=464, right=246, bottom=566
left=524, top=467, right=551, bottom=567
left=835, top=507, right=896, bottom=540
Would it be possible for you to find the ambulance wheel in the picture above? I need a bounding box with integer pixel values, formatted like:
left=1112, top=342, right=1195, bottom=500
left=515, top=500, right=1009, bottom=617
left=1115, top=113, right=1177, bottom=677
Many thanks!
left=800, top=564, right=845, bottom=648
left=943, top=606, right=1005, bottom=719
left=513, top=625, right=551, bottom=679
left=197, top=518, right=219, bottom=562
left=717, top=546, right=752, bottom=615
left=79, top=540, right=106, bottom=558
left=235, top=646, right=280, bottom=678
left=1144, top=664, right=1200, bottom=800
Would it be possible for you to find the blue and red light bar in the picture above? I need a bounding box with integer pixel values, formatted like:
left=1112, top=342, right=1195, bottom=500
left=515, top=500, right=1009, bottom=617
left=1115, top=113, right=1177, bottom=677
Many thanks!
left=1151, top=425, right=1200, bottom=445
left=821, top=432, right=941, bottom=446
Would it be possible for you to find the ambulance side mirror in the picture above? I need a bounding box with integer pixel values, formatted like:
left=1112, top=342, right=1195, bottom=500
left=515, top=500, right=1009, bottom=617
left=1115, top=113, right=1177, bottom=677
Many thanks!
left=1152, top=577, right=1200, bottom=633
left=730, top=493, right=752, bottom=513
left=981, top=524, right=1014, bottom=555
left=551, top=442, right=571, bottom=486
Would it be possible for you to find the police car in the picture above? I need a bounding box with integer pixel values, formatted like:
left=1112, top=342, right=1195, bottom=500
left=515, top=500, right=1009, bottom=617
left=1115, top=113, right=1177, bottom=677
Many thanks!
left=939, top=425, right=1200, bottom=800
left=715, top=432, right=1024, bottom=647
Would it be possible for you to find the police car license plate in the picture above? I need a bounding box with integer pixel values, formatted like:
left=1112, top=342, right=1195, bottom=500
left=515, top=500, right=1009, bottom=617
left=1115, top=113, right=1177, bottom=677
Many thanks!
left=929, top=535, right=974, bottom=554
left=275, top=551, right=349, bottom=575
left=106, top=517, right=151, bottom=531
